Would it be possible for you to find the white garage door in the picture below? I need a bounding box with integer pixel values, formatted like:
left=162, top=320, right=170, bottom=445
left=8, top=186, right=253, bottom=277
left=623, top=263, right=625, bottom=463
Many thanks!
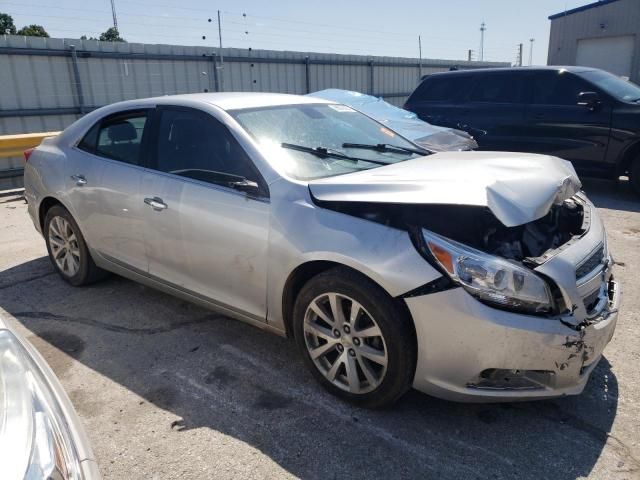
left=576, top=35, right=635, bottom=78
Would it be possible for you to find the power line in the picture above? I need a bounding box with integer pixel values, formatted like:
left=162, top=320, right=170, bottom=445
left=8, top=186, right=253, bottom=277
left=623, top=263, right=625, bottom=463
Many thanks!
left=6, top=2, right=514, bottom=62
left=5, top=6, right=517, bottom=54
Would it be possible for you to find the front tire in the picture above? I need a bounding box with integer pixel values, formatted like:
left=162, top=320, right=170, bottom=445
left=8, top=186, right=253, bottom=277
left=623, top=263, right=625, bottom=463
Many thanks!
left=44, top=205, right=107, bottom=286
left=293, top=267, right=416, bottom=408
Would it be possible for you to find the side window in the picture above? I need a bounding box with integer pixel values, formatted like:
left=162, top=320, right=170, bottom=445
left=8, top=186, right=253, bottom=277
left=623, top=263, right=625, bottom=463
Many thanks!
left=469, top=73, right=525, bottom=103
left=150, top=107, right=261, bottom=188
left=410, top=75, right=471, bottom=102
left=77, top=121, right=100, bottom=153
left=532, top=72, right=591, bottom=106
left=93, top=111, right=149, bottom=165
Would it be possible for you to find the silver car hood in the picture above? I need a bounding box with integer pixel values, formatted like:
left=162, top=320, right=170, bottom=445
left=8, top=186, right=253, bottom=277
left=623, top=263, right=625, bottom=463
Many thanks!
left=308, top=151, right=581, bottom=227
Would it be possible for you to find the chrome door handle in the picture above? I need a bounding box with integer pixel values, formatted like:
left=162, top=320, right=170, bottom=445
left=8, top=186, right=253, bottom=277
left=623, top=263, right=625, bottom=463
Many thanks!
left=144, top=197, right=168, bottom=211
left=70, top=174, right=87, bottom=186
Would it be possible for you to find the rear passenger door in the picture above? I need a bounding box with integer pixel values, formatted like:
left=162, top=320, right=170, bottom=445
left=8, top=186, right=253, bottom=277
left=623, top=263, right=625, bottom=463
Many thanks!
left=524, top=71, right=612, bottom=175
left=70, top=109, right=152, bottom=273
left=457, top=71, right=528, bottom=151
left=404, top=74, right=474, bottom=129
left=141, top=105, right=270, bottom=321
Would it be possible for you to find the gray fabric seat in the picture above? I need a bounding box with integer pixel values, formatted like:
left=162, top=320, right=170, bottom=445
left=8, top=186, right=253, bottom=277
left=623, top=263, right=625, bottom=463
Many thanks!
left=101, top=121, right=140, bottom=164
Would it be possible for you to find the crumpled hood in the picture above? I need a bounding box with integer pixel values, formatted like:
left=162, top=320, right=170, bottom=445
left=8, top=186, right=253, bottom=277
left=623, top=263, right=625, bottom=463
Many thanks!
left=308, top=151, right=582, bottom=227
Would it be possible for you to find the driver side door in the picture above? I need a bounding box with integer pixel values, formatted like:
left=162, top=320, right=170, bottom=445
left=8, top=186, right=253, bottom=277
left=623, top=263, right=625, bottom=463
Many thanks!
left=524, top=71, right=612, bottom=176
left=141, top=105, right=271, bottom=322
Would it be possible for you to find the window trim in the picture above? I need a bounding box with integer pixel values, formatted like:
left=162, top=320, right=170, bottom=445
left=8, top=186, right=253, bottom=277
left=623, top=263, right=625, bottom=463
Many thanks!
left=75, top=108, right=153, bottom=167
left=146, top=105, right=270, bottom=200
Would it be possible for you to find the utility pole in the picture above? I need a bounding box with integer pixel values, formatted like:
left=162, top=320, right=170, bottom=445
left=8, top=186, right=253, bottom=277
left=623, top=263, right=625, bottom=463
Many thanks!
left=517, top=43, right=523, bottom=66
left=217, top=10, right=224, bottom=90
left=217, top=10, right=223, bottom=52
left=479, top=22, right=486, bottom=61
left=110, top=0, right=118, bottom=30
left=418, top=35, right=423, bottom=79
left=529, top=38, right=535, bottom=66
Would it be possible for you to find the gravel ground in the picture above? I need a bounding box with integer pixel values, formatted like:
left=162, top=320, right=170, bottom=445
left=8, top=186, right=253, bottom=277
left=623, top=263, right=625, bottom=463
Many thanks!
left=0, top=178, right=639, bottom=480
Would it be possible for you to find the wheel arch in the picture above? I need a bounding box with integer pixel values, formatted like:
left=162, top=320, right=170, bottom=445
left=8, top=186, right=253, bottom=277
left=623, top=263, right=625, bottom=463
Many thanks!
left=617, top=139, right=640, bottom=177
left=38, top=196, right=67, bottom=232
left=280, top=260, right=415, bottom=340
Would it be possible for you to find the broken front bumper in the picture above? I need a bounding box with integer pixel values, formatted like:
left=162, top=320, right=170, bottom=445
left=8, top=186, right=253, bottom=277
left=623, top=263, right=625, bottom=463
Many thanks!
left=406, top=278, right=620, bottom=402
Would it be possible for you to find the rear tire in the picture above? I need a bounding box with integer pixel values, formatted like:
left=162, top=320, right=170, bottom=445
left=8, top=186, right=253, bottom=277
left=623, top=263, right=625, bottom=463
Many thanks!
left=293, top=267, right=416, bottom=408
left=630, top=157, right=640, bottom=196
left=44, top=205, right=107, bottom=286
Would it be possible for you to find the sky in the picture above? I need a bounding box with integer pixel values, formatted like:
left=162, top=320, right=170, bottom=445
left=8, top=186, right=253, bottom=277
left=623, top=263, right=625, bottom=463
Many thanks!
left=3, top=0, right=589, bottom=65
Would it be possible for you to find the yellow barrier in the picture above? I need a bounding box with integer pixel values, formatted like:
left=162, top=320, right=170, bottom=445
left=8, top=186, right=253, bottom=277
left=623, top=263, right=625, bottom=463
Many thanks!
left=0, top=132, right=61, bottom=158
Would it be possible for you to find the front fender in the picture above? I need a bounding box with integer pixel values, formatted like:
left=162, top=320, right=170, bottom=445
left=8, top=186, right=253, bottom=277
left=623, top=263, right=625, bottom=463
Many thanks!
left=265, top=180, right=440, bottom=331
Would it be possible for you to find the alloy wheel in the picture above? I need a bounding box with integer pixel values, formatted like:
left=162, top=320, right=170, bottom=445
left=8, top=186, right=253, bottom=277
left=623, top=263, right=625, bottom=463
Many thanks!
left=303, top=292, right=388, bottom=394
left=48, top=216, right=81, bottom=277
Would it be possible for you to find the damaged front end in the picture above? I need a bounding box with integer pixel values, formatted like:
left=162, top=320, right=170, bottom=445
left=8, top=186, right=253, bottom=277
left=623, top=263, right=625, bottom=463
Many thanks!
left=308, top=153, right=619, bottom=399
left=313, top=192, right=620, bottom=398
left=313, top=195, right=588, bottom=315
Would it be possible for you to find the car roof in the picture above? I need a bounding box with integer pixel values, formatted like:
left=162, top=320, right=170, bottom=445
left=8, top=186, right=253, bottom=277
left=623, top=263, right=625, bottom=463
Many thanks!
left=422, top=66, right=600, bottom=78
left=112, top=92, right=335, bottom=112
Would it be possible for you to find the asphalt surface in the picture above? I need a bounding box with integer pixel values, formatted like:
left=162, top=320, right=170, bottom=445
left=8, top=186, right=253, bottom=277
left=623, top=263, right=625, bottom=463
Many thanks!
left=0, top=178, right=639, bottom=480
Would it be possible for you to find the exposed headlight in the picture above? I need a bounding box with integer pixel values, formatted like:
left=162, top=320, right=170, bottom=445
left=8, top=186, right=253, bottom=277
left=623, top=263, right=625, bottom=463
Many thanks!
left=421, top=229, right=553, bottom=314
left=0, top=329, right=84, bottom=479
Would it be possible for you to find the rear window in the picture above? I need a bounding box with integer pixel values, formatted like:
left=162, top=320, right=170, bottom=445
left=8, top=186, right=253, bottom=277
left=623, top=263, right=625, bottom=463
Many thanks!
left=408, top=75, right=472, bottom=102
left=78, top=110, right=150, bottom=166
left=469, top=73, right=526, bottom=103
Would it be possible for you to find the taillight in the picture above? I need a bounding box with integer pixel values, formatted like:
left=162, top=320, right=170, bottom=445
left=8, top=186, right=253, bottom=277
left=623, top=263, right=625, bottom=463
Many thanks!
left=23, top=148, right=35, bottom=162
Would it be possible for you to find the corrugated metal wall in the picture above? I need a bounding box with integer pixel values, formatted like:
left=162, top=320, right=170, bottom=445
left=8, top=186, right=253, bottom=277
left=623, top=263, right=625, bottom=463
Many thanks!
left=0, top=35, right=508, bottom=188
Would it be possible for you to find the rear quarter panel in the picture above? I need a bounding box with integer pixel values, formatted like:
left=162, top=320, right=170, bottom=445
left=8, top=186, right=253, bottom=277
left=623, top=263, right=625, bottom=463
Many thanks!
left=24, top=140, right=70, bottom=234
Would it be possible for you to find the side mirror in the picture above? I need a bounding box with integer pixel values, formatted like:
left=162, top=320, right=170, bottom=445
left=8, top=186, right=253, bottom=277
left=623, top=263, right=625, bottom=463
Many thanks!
left=577, top=91, right=601, bottom=111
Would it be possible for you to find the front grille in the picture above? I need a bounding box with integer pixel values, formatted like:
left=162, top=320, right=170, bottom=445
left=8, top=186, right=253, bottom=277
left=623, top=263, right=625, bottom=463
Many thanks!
left=583, top=288, right=601, bottom=313
left=576, top=246, right=604, bottom=279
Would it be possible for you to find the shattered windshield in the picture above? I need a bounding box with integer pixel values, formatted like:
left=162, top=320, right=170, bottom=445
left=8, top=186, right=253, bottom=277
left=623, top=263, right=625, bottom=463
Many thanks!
left=229, top=103, right=422, bottom=180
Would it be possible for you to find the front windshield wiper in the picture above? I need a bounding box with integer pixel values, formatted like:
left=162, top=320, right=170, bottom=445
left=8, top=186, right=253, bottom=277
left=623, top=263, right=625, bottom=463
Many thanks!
left=281, top=142, right=391, bottom=166
left=342, top=142, right=430, bottom=156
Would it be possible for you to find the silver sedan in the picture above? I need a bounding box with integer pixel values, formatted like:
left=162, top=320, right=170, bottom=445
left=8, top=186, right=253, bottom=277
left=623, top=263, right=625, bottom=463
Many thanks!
left=24, top=93, right=620, bottom=407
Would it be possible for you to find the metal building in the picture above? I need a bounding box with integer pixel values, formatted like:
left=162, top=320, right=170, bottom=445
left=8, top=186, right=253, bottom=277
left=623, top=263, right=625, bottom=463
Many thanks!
left=547, top=0, right=640, bottom=82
